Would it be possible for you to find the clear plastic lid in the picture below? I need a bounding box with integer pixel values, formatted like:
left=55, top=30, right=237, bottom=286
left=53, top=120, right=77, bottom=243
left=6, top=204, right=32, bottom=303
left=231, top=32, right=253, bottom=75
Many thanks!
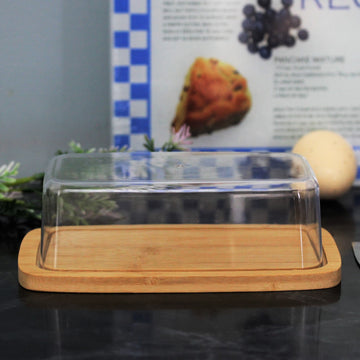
left=41, top=152, right=322, bottom=272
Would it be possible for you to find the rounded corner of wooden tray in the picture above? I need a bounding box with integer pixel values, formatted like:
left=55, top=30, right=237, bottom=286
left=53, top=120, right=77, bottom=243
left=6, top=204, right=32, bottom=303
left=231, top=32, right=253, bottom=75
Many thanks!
left=17, top=227, right=341, bottom=293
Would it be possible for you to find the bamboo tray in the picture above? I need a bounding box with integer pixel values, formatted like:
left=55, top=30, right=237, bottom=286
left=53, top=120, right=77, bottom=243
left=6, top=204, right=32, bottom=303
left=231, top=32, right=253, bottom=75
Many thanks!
left=18, top=225, right=341, bottom=293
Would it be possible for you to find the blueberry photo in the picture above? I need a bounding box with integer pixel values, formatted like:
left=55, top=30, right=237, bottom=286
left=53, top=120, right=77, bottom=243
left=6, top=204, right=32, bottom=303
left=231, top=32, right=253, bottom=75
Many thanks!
left=238, top=0, right=309, bottom=59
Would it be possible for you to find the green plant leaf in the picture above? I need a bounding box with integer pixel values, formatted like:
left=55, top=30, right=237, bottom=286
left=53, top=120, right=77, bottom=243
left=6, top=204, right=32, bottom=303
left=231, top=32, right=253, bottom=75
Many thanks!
left=0, top=183, right=9, bottom=192
left=143, top=135, right=155, bottom=152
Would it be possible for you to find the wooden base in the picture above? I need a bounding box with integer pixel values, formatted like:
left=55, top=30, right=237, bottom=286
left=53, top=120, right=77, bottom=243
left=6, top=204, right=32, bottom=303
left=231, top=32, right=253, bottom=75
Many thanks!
left=18, top=226, right=341, bottom=293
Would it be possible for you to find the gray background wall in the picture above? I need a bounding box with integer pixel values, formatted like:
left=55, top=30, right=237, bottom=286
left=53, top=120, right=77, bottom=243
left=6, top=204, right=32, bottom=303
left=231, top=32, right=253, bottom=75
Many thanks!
left=0, top=0, right=110, bottom=176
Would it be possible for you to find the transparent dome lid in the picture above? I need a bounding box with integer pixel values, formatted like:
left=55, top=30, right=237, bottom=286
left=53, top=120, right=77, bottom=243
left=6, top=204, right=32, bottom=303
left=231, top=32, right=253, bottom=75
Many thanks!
left=41, top=152, right=322, bottom=272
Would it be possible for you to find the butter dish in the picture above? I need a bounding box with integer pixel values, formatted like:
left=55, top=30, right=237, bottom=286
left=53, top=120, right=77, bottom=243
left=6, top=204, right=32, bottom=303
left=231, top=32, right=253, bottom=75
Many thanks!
left=18, top=152, right=341, bottom=293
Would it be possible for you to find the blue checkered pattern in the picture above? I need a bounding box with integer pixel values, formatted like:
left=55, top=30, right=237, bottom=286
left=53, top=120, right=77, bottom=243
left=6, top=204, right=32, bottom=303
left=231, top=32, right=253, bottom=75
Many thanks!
left=113, top=153, right=296, bottom=191
left=112, top=0, right=151, bottom=150
left=110, top=154, right=308, bottom=225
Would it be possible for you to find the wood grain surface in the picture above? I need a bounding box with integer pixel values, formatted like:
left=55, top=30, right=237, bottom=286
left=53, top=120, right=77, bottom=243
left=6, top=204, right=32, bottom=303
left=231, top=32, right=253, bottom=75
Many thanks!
left=18, top=225, right=341, bottom=293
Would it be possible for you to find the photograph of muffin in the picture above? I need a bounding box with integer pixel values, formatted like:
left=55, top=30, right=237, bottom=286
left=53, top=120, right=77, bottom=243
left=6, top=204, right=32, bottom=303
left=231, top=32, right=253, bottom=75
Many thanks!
left=172, top=57, right=252, bottom=136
